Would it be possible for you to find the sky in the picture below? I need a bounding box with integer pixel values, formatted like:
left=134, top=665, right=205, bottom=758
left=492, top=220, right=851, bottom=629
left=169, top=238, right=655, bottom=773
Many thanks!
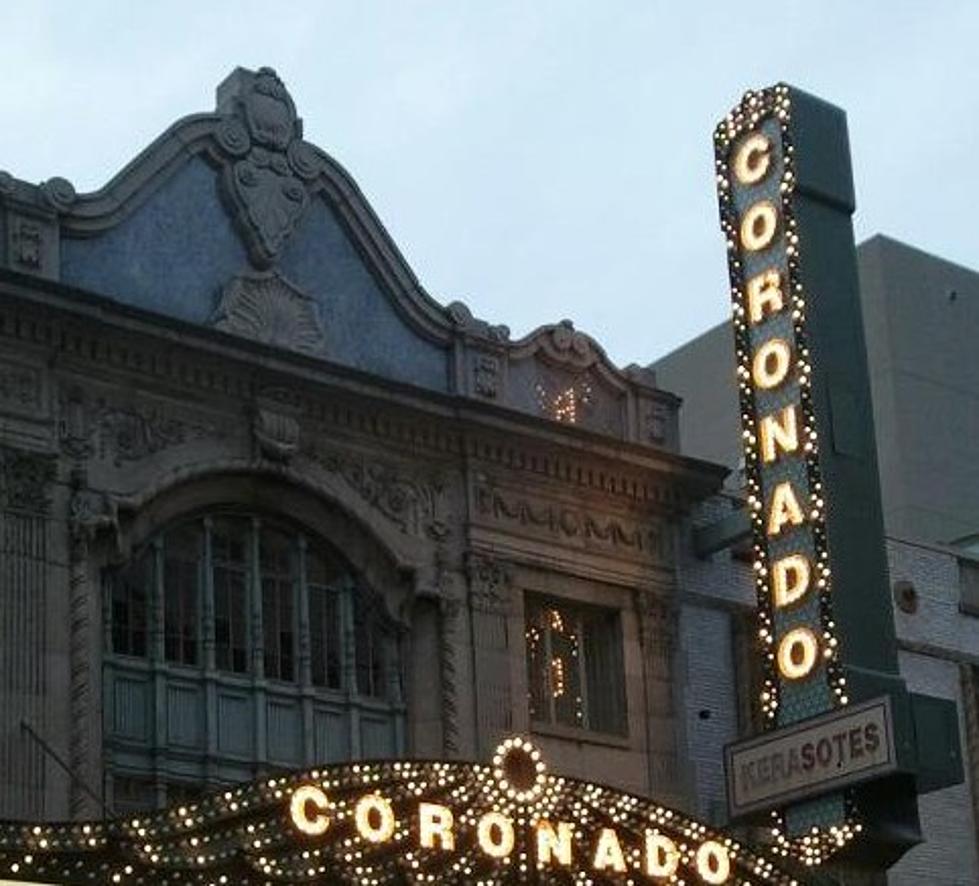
left=0, top=2, right=976, bottom=369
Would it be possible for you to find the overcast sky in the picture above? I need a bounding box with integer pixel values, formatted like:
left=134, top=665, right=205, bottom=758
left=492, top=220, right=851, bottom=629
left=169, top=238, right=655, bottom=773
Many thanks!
left=0, top=2, right=975, bottom=368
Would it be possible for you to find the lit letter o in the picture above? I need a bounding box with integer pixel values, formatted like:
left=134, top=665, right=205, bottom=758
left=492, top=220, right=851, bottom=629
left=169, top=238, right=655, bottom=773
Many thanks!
left=354, top=794, right=396, bottom=844
left=777, top=627, right=819, bottom=680
left=477, top=811, right=515, bottom=859
left=751, top=338, right=792, bottom=390
left=695, top=840, right=732, bottom=884
left=739, top=200, right=779, bottom=252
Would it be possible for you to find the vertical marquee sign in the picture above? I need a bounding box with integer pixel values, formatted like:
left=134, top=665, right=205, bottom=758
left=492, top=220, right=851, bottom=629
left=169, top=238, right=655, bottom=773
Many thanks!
left=714, top=85, right=926, bottom=868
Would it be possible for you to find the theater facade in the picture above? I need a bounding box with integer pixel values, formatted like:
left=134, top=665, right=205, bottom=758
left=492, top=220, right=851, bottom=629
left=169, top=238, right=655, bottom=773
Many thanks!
left=0, top=66, right=818, bottom=883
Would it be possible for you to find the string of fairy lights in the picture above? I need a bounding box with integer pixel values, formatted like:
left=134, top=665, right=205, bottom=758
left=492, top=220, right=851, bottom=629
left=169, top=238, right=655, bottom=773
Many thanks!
left=0, top=737, right=805, bottom=884
left=713, top=84, right=859, bottom=865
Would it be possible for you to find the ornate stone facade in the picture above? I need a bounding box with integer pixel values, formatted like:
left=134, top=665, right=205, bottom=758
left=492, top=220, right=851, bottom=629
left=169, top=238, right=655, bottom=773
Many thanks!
left=0, top=66, right=725, bottom=828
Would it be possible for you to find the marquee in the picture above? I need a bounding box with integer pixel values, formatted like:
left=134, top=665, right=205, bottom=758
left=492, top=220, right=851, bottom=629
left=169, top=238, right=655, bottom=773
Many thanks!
left=0, top=738, right=807, bottom=885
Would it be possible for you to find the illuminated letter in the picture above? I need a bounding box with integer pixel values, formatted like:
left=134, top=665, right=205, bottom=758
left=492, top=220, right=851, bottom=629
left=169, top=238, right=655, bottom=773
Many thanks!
left=418, top=802, right=454, bottom=851
left=354, top=794, right=396, bottom=844
left=695, top=840, right=732, bottom=884
left=592, top=827, right=627, bottom=873
left=733, top=132, right=771, bottom=185
left=477, top=811, right=514, bottom=859
left=746, top=268, right=784, bottom=325
left=289, top=784, right=330, bottom=836
left=772, top=553, right=811, bottom=608
left=739, top=200, right=778, bottom=252
left=766, top=481, right=805, bottom=536
left=644, top=832, right=679, bottom=878
left=536, top=820, right=573, bottom=867
left=759, top=405, right=799, bottom=463
left=777, top=627, right=819, bottom=680
left=751, top=338, right=791, bottom=390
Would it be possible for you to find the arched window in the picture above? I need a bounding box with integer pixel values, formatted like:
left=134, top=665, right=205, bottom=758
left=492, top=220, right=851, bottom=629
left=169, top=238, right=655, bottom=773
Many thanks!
left=104, top=509, right=404, bottom=812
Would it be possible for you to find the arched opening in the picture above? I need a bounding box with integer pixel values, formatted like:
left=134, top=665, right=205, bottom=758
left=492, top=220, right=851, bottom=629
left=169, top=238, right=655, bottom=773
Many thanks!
left=103, top=493, right=408, bottom=815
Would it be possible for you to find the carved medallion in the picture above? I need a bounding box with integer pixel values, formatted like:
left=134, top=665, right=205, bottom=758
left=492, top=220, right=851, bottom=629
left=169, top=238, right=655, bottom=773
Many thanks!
left=212, top=272, right=326, bottom=355
left=213, top=67, right=324, bottom=269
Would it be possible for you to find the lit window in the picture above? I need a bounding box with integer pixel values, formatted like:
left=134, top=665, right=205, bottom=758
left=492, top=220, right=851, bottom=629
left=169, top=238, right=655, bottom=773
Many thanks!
left=525, top=595, right=626, bottom=735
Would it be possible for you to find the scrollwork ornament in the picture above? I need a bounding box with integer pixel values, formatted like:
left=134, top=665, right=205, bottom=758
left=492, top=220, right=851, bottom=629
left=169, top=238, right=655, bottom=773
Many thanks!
left=216, top=117, right=251, bottom=157
left=41, top=176, right=77, bottom=211
left=287, top=139, right=323, bottom=180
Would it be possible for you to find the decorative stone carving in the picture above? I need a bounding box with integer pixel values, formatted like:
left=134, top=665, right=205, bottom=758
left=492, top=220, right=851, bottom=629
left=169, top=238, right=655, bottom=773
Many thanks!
left=212, top=272, right=326, bottom=355
left=438, top=594, right=463, bottom=756
left=0, top=446, right=55, bottom=516
left=530, top=319, right=603, bottom=369
left=12, top=220, right=41, bottom=270
left=253, top=407, right=300, bottom=462
left=644, top=401, right=669, bottom=443
left=58, top=387, right=95, bottom=459
left=467, top=554, right=514, bottom=613
left=96, top=401, right=214, bottom=465
left=473, top=354, right=500, bottom=398
left=0, top=170, right=13, bottom=195
left=0, top=360, right=42, bottom=417
left=447, top=301, right=510, bottom=342
left=68, top=486, right=118, bottom=543
left=474, top=484, right=668, bottom=560
left=309, top=446, right=448, bottom=540
left=40, top=176, right=76, bottom=211
left=214, top=67, right=323, bottom=268
left=66, top=469, right=114, bottom=819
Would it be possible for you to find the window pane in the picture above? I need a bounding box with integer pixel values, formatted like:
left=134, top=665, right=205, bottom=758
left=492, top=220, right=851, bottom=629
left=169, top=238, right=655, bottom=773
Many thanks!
left=164, top=522, right=201, bottom=665
left=111, top=549, right=152, bottom=658
left=113, top=776, right=157, bottom=814
left=355, top=593, right=387, bottom=698
left=547, top=606, right=584, bottom=728
left=525, top=594, right=625, bottom=735
left=212, top=516, right=250, bottom=674
left=261, top=526, right=296, bottom=681
left=310, top=581, right=341, bottom=689
left=525, top=600, right=549, bottom=723
left=583, top=610, right=626, bottom=735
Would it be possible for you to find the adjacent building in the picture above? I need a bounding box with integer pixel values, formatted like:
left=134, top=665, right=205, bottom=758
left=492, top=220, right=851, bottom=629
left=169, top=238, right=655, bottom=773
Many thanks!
left=655, top=235, right=979, bottom=884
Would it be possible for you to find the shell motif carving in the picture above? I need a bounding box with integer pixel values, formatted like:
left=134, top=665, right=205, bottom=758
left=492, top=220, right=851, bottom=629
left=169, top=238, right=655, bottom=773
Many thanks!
left=212, top=272, right=327, bottom=356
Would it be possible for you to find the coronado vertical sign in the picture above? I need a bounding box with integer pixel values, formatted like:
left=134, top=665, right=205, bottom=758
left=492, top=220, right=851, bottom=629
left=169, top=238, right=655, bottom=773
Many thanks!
left=714, top=85, right=847, bottom=729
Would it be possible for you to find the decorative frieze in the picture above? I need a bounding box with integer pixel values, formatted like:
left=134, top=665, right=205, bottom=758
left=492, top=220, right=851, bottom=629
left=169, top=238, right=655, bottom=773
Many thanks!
left=474, top=484, right=669, bottom=562
left=96, top=401, right=216, bottom=466
left=308, top=446, right=449, bottom=541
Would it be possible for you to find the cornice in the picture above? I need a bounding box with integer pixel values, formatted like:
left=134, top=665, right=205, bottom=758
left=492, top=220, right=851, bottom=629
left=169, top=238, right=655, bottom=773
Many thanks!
left=0, top=269, right=727, bottom=509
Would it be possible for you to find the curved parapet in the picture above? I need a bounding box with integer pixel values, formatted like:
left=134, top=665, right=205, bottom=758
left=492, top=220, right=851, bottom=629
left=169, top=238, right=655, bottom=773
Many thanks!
left=0, top=737, right=810, bottom=885
left=0, top=66, right=677, bottom=448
